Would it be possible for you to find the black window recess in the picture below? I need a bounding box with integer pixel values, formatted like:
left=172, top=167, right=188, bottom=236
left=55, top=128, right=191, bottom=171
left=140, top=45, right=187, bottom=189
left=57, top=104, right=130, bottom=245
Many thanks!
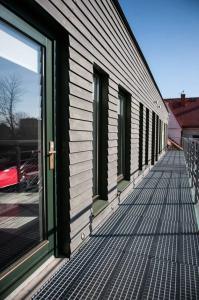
left=93, top=70, right=108, bottom=200
left=138, top=103, right=143, bottom=170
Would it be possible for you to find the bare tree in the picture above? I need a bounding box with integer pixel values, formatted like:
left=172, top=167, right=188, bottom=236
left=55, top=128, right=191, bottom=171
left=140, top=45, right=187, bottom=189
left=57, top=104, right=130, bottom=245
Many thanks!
left=0, top=75, right=23, bottom=137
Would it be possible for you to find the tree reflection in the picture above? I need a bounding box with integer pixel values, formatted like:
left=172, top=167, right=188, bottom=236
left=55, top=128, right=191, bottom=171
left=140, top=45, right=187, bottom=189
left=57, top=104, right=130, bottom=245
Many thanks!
left=0, top=75, right=39, bottom=191
left=0, top=74, right=23, bottom=138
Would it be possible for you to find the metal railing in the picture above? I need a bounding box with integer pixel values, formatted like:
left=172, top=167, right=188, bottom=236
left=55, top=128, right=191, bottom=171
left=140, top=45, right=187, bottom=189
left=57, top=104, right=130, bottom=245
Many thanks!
left=182, top=137, right=199, bottom=203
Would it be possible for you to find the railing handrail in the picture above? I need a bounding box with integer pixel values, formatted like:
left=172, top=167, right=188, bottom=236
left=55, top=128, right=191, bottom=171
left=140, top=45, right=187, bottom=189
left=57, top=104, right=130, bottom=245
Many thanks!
left=183, top=137, right=199, bottom=144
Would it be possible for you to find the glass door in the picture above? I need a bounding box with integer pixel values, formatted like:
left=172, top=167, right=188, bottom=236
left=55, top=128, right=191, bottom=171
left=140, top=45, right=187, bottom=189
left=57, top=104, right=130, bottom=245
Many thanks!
left=0, top=5, right=55, bottom=297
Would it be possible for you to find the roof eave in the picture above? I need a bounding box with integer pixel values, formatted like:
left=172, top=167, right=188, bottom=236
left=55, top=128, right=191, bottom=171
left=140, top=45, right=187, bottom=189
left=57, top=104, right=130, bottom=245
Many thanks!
left=112, top=0, right=169, bottom=113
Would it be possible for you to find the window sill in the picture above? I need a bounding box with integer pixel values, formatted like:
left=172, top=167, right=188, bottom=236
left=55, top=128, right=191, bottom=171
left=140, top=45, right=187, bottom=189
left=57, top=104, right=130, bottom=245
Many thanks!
left=92, top=199, right=109, bottom=217
left=117, top=180, right=130, bottom=192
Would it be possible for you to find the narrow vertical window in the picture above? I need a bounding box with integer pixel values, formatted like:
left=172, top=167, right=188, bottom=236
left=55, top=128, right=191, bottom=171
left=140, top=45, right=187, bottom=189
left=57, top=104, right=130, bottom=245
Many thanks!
left=118, top=94, right=125, bottom=180
left=145, top=108, right=149, bottom=165
left=93, top=70, right=108, bottom=200
left=93, top=73, right=100, bottom=199
left=162, top=122, right=165, bottom=150
left=117, top=90, right=131, bottom=182
left=159, top=119, right=162, bottom=154
left=139, top=103, right=143, bottom=170
left=160, top=121, right=162, bottom=151
left=155, top=114, right=159, bottom=161
left=151, top=111, right=156, bottom=165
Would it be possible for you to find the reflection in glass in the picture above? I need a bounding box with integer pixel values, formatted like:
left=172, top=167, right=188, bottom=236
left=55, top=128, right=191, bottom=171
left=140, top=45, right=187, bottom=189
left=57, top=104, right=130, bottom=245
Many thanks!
left=0, top=20, right=43, bottom=271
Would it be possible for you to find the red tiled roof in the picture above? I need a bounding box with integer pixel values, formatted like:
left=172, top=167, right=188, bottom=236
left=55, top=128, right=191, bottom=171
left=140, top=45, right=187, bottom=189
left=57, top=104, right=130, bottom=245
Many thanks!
left=164, top=97, right=199, bottom=128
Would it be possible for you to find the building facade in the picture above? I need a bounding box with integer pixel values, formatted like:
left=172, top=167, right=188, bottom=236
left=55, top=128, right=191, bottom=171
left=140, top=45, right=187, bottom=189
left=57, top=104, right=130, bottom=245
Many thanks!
left=0, top=0, right=168, bottom=297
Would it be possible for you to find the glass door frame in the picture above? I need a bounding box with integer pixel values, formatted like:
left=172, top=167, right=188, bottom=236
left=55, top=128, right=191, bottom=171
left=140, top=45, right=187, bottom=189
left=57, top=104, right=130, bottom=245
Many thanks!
left=0, top=4, right=56, bottom=297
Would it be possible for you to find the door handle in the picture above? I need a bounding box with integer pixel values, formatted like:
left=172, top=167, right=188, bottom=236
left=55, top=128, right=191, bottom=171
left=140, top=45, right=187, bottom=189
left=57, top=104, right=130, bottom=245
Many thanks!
left=48, top=141, right=56, bottom=170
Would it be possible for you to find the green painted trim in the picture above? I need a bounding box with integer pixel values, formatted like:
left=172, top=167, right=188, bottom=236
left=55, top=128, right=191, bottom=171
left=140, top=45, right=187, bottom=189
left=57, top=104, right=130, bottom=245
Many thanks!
left=0, top=4, right=56, bottom=298
left=0, top=243, right=53, bottom=298
left=45, top=37, right=55, bottom=246
left=0, top=4, right=49, bottom=47
left=117, top=180, right=130, bottom=192
left=92, top=200, right=109, bottom=217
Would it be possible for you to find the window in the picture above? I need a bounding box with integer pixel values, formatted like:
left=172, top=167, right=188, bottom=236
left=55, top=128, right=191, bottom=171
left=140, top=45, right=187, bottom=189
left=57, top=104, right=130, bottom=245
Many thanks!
left=139, top=103, right=143, bottom=170
left=118, top=93, right=125, bottom=180
left=93, top=70, right=108, bottom=200
left=151, top=111, right=156, bottom=165
left=117, top=90, right=131, bottom=182
left=165, top=124, right=168, bottom=147
left=93, top=73, right=100, bottom=198
left=159, top=119, right=162, bottom=153
left=155, top=114, right=159, bottom=161
left=145, top=108, right=149, bottom=165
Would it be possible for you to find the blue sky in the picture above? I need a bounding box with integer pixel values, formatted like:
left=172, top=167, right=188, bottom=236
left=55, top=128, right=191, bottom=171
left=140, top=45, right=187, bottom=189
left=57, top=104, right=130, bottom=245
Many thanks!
left=119, top=0, right=199, bottom=98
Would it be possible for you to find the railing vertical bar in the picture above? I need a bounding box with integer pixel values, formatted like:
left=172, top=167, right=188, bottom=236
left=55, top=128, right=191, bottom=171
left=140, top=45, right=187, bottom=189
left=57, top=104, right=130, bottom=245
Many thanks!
left=182, top=137, right=199, bottom=204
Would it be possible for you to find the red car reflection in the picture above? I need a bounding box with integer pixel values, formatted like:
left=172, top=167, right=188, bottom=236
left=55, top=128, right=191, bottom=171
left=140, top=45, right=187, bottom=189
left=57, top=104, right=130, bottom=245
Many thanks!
left=0, top=163, right=38, bottom=189
left=0, top=167, right=18, bottom=188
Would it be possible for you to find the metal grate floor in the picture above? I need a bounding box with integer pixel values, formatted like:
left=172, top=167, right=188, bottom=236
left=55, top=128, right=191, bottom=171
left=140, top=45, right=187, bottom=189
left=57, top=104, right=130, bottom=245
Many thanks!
left=32, top=151, right=199, bottom=300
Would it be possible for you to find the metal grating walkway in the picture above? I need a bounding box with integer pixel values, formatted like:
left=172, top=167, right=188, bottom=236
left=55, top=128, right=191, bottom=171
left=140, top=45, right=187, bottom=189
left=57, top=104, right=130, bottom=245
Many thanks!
left=32, top=151, right=199, bottom=300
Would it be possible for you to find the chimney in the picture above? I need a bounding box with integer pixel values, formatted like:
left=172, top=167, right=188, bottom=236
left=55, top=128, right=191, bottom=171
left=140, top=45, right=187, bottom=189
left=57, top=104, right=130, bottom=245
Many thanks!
left=181, top=91, right=186, bottom=100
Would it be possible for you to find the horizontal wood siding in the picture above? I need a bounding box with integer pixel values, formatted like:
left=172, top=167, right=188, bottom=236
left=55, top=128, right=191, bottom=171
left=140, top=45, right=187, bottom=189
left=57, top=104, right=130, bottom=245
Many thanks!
left=35, top=0, right=168, bottom=252
left=108, top=78, right=118, bottom=200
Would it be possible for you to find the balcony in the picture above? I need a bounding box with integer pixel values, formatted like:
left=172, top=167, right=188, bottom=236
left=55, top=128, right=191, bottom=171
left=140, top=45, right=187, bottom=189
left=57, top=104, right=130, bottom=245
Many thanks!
left=31, top=149, right=199, bottom=300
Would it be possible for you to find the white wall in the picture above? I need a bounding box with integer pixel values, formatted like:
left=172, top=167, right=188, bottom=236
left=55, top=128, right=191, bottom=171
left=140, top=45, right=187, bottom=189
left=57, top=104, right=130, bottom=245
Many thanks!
left=166, top=103, right=182, bottom=145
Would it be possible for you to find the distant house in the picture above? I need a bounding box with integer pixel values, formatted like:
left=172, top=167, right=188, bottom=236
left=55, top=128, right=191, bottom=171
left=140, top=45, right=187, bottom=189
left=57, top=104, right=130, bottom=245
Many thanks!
left=164, top=93, right=199, bottom=145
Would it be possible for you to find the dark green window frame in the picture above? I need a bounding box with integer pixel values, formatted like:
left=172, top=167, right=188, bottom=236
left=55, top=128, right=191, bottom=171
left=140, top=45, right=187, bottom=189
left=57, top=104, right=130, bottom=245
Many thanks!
left=159, top=119, right=162, bottom=154
left=166, top=124, right=168, bottom=147
left=93, top=73, right=100, bottom=199
left=138, top=103, right=143, bottom=170
left=164, top=123, right=167, bottom=148
left=0, top=5, right=56, bottom=297
left=118, top=93, right=126, bottom=180
left=93, top=69, right=108, bottom=201
left=159, top=119, right=161, bottom=153
left=151, top=111, right=156, bottom=165
left=155, top=114, right=159, bottom=161
left=145, top=108, right=149, bottom=165
left=117, top=89, right=131, bottom=182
